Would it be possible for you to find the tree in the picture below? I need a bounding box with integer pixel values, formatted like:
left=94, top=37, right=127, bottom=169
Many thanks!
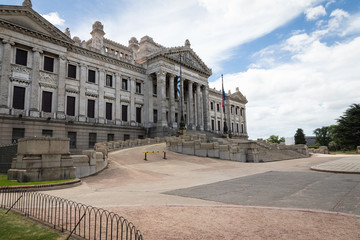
left=267, top=135, right=285, bottom=144
left=294, top=128, right=306, bottom=144
left=334, top=104, right=360, bottom=150
left=314, top=126, right=331, bottom=146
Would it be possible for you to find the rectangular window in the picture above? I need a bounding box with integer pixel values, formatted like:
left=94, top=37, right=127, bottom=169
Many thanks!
left=106, top=74, right=113, bottom=87
left=12, top=128, right=24, bottom=143
left=211, top=120, right=215, bottom=131
left=107, top=133, right=114, bottom=142
left=68, top=132, right=77, bottom=149
left=68, top=64, right=76, bottom=78
left=42, top=91, right=52, bottom=113
left=136, top=107, right=141, bottom=123
left=237, top=123, right=239, bottom=133
left=153, top=109, right=158, bottom=123
left=66, top=96, right=75, bottom=116
left=106, top=102, right=112, bottom=120
left=138, top=135, right=144, bottom=139
left=136, top=82, right=141, bottom=93
left=153, top=83, right=157, bottom=95
left=124, top=134, right=130, bottom=141
left=44, top=56, right=54, bottom=72
left=236, top=107, right=238, bottom=115
left=122, top=79, right=128, bottom=90
left=210, top=102, right=214, bottom=111
left=241, top=124, right=244, bottom=133
left=240, top=108, right=243, bottom=116
left=88, top=70, right=96, bottom=83
left=232, top=122, right=234, bottom=132
left=89, top=133, right=97, bottom=148
left=231, top=106, right=234, bottom=114
left=87, top=99, right=95, bottom=118
left=217, top=121, right=221, bottom=131
left=216, top=104, right=220, bottom=112
left=122, top=105, right=128, bottom=121
left=175, top=113, right=178, bottom=123
left=13, top=86, right=25, bottom=110
left=15, top=48, right=27, bottom=66
left=42, top=129, right=53, bottom=137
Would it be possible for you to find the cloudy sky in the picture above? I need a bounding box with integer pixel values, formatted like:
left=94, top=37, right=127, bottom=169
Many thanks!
left=4, top=0, right=360, bottom=139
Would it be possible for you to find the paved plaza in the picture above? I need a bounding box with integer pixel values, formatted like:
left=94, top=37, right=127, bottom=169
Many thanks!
left=45, top=144, right=360, bottom=239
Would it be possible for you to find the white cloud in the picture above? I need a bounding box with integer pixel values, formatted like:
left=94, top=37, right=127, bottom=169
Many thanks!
left=305, top=5, right=326, bottom=21
left=71, top=0, right=321, bottom=72
left=209, top=19, right=360, bottom=139
left=41, top=12, right=65, bottom=26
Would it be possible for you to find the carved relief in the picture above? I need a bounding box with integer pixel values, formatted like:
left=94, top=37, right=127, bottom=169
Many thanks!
left=11, top=65, right=31, bottom=80
left=40, top=71, right=57, bottom=85
left=86, top=88, right=98, bottom=97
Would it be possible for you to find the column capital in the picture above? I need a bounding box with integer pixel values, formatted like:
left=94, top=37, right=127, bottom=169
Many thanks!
left=80, top=63, right=87, bottom=68
left=59, top=54, right=67, bottom=61
left=32, top=47, right=43, bottom=54
left=156, top=69, right=166, bottom=77
left=2, top=39, right=15, bottom=45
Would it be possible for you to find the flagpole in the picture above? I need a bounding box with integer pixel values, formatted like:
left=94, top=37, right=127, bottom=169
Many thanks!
left=222, top=74, right=228, bottom=135
left=179, top=54, right=186, bottom=134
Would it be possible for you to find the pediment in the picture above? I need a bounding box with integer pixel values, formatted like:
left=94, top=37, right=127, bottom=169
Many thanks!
left=148, top=46, right=212, bottom=76
left=0, top=5, right=72, bottom=43
left=231, top=91, right=248, bottom=104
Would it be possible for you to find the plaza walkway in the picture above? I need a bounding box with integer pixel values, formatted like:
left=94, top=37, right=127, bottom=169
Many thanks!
left=44, top=144, right=360, bottom=240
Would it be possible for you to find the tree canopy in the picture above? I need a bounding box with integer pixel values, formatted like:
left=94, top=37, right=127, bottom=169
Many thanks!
left=334, top=104, right=360, bottom=150
left=314, top=126, right=331, bottom=146
left=294, top=128, right=306, bottom=145
left=267, top=135, right=285, bottom=144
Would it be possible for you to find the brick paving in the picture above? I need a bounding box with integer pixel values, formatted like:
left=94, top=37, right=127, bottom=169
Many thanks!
left=311, top=155, right=360, bottom=173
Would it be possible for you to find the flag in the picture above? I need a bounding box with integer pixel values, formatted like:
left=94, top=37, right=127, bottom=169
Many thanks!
left=177, top=76, right=181, bottom=97
left=177, top=70, right=181, bottom=97
left=222, top=74, right=226, bottom=108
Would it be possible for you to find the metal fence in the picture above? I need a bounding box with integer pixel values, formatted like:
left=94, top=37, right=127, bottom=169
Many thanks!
left=0, top=143, right=17, bottom=173
left=0, top=188, right=143, bottom=240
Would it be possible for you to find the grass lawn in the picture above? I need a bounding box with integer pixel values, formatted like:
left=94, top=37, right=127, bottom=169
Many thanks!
left=0, top=208, right=66, bottom=240
left=0, top=174, right=75, bottom=187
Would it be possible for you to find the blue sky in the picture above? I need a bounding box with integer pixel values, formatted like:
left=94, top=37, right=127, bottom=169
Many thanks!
left=3, top=0, right=360, bottom=140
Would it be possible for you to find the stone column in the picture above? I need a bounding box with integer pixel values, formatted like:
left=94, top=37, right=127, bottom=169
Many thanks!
left=78, top=64, right=87, bottom=122
left=188, top=81, right=194, bottom=129
left=156, top=70, right=167, bottom=127
left=29, top=47, right=42, bottom=117
left=202, top=86, right=209, bottom=131
left=130, top=77, right=136, bottom=125
left=0, top=39, right=14, bottom=114
left=196, top=83, right=203, bottom=130
left=169, top=74, right=176, bottom=127
left=115, top=73, right=121, bottom=124
left=98, top=69, right=105, bottom=123
left=56, top=54, right=66, bottom=119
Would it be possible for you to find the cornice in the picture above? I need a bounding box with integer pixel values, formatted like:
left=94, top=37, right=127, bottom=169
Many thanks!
left=68, top=46, right=146, bottom=74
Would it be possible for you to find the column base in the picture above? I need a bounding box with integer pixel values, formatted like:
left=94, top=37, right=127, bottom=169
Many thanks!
left=196, top=125, right=204, bottom=131
left=78, top=115, right=86, bottom=122
left=29, top=110, right=40, bottom=117
left=0, top=106, right=10, bottom=114
left=56, top=111, right=66, bottom=120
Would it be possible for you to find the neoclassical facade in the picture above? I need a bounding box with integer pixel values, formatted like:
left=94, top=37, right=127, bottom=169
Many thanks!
left=0, top=1, right=248, bottom=151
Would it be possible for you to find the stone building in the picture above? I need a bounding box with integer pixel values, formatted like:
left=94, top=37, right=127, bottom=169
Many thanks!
left=0, top=1, right=248, bottom=152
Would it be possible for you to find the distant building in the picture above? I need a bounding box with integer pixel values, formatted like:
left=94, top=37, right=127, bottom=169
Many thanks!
left=0, top=1, right=248, bottom=152
left=305, top=136, right=316, bottom=147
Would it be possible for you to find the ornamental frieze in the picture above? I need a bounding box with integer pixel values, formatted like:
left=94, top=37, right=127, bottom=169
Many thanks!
left=11, top=64, right=31, bottom=80
left=40, top=71, right=57, bottom=85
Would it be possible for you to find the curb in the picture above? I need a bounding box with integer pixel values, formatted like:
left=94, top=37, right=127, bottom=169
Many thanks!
left=310, top=167, right=360, bottom=174
left=0, top=179, right=81, bottom=191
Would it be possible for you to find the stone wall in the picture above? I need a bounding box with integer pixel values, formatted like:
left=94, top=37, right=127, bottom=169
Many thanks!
left=166, top=135, right=309, bottom=162
left=96, top=136, right=167, bottom=152
left=7, top=137, right=108, bottom=182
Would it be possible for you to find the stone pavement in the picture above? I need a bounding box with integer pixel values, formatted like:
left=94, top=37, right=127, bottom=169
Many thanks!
left=311, top=155, right=360, bottom=173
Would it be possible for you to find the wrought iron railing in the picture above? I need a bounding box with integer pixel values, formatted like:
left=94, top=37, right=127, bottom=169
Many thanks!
left=0, top=188, right=143, bottom=240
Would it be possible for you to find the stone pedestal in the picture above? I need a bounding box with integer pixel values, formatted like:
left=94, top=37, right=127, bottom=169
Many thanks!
left=7, top=137, right=76, bottom=182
